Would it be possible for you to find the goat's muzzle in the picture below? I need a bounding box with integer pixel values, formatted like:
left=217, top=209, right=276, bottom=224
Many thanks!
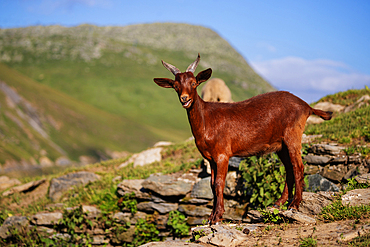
left=180, top=95, right=192, bottom=108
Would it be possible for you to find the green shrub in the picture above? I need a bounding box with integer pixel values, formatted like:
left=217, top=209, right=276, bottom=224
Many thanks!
left=131, top=218, right=161, bottom=246
left=117, top=192, right=138, bottom=215
left=167, top=210, right=189, bottom=238
left=56, top=205, right=93, bottom=245
left=259, top=208, right=284, bottom=223
left=240, top=153, right=285, bottom=208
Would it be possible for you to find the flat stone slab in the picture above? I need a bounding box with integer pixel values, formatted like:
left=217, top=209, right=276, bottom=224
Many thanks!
left=31, top=212, right=63, bottom=226
left=281, top=210, right=316, bottom=224
left=355, top=173, right=370, bottom=184
left=178, top=204, right=212, bottom=217
left=0, top=176, right=21, bottom=191
left=116, top=179, right=151, bottom=200
left=2, top=179, right=46, bottom=196
left=300, top=192, right=334, bottom=215
left=142, top=174, right=192, bottom=197
left=191, top=177, right=213, bottom=199
left=304, top=154, right=332, bottom=165
left=341, top=188, right=370, bottom=206
left=119, top=147, right=163, bottom=168
left=49, top=171, right=100, bottom=201
left=310, top=144, right=344, bottom=156
left=140, top=241, right=205, bottom=247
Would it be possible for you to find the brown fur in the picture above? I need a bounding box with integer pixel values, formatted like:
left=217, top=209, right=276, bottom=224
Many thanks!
left=153, top=55, right=332, bottom=224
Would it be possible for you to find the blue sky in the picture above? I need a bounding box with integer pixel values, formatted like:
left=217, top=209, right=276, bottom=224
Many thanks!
left=1, top=0, right=369, bottom=103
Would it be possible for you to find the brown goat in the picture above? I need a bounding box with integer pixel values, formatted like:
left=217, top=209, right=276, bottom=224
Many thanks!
left=153, top=54, right=332, bottom=224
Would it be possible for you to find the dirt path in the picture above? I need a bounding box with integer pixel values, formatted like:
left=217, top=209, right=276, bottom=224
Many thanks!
left=241, top=219, right=370, bottom=246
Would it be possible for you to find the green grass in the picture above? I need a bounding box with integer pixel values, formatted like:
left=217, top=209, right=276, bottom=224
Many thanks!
left=0, top=62, right=164, bottom=164
left=315, top=87, right=370, bottom=106
left=305, top=104, right=370, bottom=145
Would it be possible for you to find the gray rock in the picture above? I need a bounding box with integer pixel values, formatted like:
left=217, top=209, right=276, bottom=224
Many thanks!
left=140, top=240, right=205, bottom=247
left=137, top=201, right=178, bottom=214
left=0, top=176, right=21, bottom=191
left=81, top=205, right=101, bottom=218
left=137, top=202, right=156, bottom=213
left=320, top=165, right=347, bottom=182
left=0, top=216, right=29, bottom=238
left=304, top=154, right=332, bottom=165
left=180, top=197, right=209, bottom=204
left=152, top=203, right=178, bottom=214
left=197, top=224, right=249, bottom=247
left=310, top=144, right=344, bottom=156
left=113, top=212, right=131, bottom=223
left=117, top=179, right=150, bottom=200
left=49, top=171, right=100, bottom=201
left=299, top=192, right=333, bottom=215
left=2, top=179, right=46, bottom=196
left=178, top=204, right=212, bottom=217
left=228, top=157, right=245, bottom=169
left=343, top=168, right=360, bottom=181
left=312, top=102, right=345, bottom=112
left=224, top=171, right=243, bottom=197
left=330, top=155, right=347, bottom=164
left=142, top=174, right=192, bottom=197
left=31, top=212, right=63, bottom=226
left=355, top=173, right=370, bottom=184
left=306, top=174, right=340, bottom=192
left=281, top=210, right=316, bottom=224
left=92, top=235, right=110, bottom=245
left=191, top=177, right=213, bottom=199
left=119, top=147, right=163, bottom=168
left=342, top=188, right=370, bottom=206
left=348, top=154, right=362, bottom=164
left=187, top=217, right=206, bottom=226
left=244, top=210, right=262, bottom=222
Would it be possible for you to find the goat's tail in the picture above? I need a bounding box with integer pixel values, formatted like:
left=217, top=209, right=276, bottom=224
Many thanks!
left=311, top=108, right=333, bottom=120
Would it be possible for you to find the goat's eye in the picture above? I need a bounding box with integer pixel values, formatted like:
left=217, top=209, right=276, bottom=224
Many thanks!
left=192, top=83, right=195, bottom=87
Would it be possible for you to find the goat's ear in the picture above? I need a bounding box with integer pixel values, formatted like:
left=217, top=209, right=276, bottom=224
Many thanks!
left=153, top=78, right=175, bottom=88
left=196, top=68, right=212, bottom=85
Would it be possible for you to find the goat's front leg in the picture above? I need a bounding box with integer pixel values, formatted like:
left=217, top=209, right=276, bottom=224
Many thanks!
left=208, top=155, right=229, bottom=224
left=207, top=159, right=217, bottom=223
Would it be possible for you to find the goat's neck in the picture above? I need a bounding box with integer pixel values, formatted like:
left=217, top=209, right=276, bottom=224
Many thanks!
left=186, top=94, right=206, bottom=140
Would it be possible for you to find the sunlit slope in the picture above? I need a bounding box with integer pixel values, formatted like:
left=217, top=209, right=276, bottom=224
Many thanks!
left=0, top=23, right=275, bottom=148
left=0, top=63, right=169, bottom=163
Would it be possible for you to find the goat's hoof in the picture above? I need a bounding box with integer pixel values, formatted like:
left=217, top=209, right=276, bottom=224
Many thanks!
left=272, top=204, right=280, bottom=208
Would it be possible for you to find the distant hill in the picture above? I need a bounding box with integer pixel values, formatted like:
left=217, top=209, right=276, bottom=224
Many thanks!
left=0, top=63, right=160, bottom=166
left=0, top=23, right=275, bottom=166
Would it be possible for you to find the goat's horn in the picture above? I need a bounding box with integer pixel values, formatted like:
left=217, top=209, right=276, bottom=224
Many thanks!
left=186, top=53, right=200, bottom=73
left=162, top=60, right=181, bottom=76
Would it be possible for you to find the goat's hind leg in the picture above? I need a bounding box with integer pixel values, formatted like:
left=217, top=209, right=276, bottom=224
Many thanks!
left=275, top=144, right=295, bottom=208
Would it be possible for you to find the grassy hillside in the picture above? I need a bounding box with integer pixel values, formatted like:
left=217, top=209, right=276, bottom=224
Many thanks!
left=0, top=63, right=164, bottom=163
left=305, top=88, right=370, bottom=147
left=0, top=24, right=274, bottom=142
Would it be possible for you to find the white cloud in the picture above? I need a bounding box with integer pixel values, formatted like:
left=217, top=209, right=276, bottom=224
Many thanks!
left=251, top=57, right=370, bottom=103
